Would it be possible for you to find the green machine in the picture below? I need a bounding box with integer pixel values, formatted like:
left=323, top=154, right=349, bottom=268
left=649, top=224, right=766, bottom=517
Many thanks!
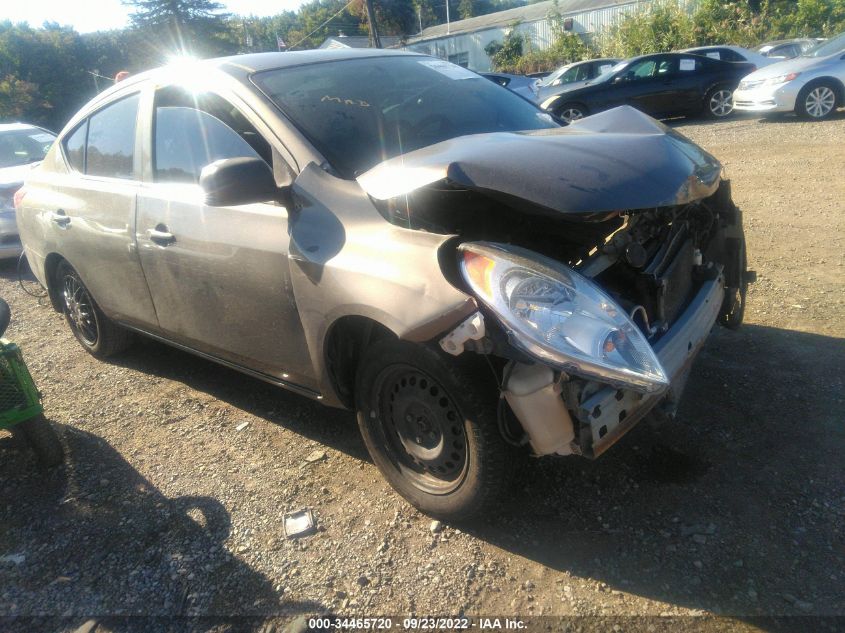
left=0, top=298, right=62, bottom=466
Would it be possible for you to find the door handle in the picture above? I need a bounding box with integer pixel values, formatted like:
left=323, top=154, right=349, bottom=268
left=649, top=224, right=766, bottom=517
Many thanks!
left=148, top=225, right=176, bottom=246
left=52, top=210, right=70, bottom=227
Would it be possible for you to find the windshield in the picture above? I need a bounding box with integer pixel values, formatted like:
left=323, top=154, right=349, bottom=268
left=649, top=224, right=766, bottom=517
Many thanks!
left=591, top=60, right=629, bottom=84
left=805, top=32, right=845, bottom=57
left=540, top=64, right=572, bottom=87
left=252, top=56, right=558, bottom=178
left=0, top=128, right=56, bottom=169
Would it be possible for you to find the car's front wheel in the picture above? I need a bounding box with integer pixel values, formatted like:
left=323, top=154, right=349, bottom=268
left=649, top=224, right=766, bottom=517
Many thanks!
left=796, top=81, right=839, bottom=120
left=56, top=260, right=132, bottom=358
left=355, top=339, right=514, bottom=521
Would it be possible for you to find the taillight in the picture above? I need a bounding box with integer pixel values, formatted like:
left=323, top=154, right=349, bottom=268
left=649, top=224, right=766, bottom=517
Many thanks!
left=13, top=187, right=26, bottom=211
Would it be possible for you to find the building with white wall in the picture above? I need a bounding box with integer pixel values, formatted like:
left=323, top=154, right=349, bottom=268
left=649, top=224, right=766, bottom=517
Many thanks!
left=404, top=0, right=697, bottom=72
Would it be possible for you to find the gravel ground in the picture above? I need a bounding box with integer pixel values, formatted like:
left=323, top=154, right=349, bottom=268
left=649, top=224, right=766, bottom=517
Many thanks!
left=1, top=112, right=843, bottom=633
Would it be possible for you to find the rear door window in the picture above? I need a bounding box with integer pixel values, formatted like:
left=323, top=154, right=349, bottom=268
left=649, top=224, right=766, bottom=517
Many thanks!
left=152, top=88, right=269, bottom=184
left=86, top=94, right=140, bottom=179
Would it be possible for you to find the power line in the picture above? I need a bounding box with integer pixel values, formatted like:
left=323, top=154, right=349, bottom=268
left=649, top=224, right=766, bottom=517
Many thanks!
left=288, top=0, right=358, bottom=50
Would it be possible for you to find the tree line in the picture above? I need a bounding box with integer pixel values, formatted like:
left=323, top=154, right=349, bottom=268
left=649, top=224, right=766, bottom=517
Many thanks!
left=487, top=0, right=845, bottom=74
left=0, top=0, right=530, bottom=131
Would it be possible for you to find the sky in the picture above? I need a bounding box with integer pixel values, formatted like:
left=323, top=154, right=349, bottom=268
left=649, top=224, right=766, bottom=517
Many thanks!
left=5, top=0, right=309, bottom=33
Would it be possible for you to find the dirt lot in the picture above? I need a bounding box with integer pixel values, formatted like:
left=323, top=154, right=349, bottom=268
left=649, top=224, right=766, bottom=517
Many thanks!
left=1, top=112, right=843, bottom=633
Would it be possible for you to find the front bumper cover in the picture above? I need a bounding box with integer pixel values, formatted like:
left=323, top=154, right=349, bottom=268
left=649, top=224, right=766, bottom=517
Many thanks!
left=733, top=83, right=799, bottom=113
left=578, top=271, right=725, bottom=457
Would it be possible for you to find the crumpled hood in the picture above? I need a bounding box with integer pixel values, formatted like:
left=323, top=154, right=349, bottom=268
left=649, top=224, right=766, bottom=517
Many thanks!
left=357, top=106, right=722, bottom=217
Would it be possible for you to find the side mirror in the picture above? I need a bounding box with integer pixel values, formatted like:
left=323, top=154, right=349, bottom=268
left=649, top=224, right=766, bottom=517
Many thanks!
left=200, top=157, right=281, bottom=207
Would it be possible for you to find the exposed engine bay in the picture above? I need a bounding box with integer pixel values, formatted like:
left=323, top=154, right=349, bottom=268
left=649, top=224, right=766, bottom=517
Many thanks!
left=350, top=106, right=751, bottom=460
left=370, top=178, right=747, bottom=460
left=378, top=178, right=745, bottom=351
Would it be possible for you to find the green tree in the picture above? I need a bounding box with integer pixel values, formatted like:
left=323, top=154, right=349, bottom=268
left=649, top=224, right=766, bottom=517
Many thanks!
left=774, top=0, right=845, bottom=37
left=599, top=2, right=696, bottom=58
left=0, top=74, right=38, bottom=120
left=485, top=26, right=526, bottom=70
left=123, top=0, right=233, bottom=64
left=458, top=0, right=475, bottom=20
left=0, top=22, right=92, bottom=129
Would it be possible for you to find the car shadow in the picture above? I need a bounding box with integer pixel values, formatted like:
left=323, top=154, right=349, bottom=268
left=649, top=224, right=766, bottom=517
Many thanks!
left=666, top=109, right=845, bottom=128
left=107, top=336, right=369, bottom=463
left=754, top=109, right=845, bottom=123
left=0, top=426, right=323, bottom=630
left=7, top=278, right=842, bottom=624
left=102, top=318, right=843, bottom=623
left=460, top=323, right=844, bottom=623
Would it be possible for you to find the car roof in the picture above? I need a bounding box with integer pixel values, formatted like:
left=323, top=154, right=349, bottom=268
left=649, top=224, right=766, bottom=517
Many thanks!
left=82, top=49, right=429, bottom=113
left=626, top=51, right=699, bottom=63
left=758, top=38, right=815, bottom=47
left=685, top=45, right=744, bottom=51
left=0, top=123, right=51, bottom=133
left=214, top=49, right=422, bottom=76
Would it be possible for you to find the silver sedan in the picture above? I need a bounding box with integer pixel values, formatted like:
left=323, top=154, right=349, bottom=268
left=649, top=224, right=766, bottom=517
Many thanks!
left=734, top=33, right=845, bottom=119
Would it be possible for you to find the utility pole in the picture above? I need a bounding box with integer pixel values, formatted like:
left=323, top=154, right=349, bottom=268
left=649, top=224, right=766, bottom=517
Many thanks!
left=364, top=0, right=382, bottom=48
left=446, top=0, right=450, bottom=34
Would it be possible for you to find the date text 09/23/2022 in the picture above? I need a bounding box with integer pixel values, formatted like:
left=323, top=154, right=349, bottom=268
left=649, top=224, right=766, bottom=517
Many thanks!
left=308, top=617, right=527, bottom=630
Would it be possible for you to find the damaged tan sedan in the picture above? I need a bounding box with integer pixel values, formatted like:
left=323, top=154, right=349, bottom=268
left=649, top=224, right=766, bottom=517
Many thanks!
left=16, top=50, right=752, bottom=519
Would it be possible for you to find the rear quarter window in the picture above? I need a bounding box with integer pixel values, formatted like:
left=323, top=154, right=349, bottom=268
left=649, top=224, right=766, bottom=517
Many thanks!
left=85, top=93, right=140, bottom=179
left=63, top=121, right=87, bottom=173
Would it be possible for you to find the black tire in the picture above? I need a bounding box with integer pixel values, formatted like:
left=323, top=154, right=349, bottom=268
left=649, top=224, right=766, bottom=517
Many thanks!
left=56, top=260, right=132, bottom=357
left=704, top=86, right=735, bottom=119
left=11, top=414, right=64, bottom=467
left=795, top=80, right=839, bottom=120
left=556, top=102, right=588, bottom=124
left=355, top=339, right=515, bottom=521
left=719, top=242, right=748, bottom=330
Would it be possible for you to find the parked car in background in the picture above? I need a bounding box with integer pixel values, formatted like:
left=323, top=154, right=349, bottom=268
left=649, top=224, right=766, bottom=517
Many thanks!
left=536, top=58, right=621, bottom=102
left=681, top=45, right=776, bottom=68
left=0, top=123, right=56, bottom=259
left=734, top=32, right=845, bottom=120
left=16, top=50, right=750, bottom=519
left=753, top=38, right=824, bottom=59
left=480, top=72, right=539, bottom=101
left=540, top=52, right=754, bottom=122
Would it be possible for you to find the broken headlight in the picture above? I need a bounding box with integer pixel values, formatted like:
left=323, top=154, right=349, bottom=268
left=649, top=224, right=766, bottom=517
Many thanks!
left=458, top=242, right=669, bottom=394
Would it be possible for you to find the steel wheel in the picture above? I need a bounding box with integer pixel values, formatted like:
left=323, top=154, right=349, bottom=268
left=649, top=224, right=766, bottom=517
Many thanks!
left=804, top=86, right=836, bottom=119
left=356, top=338, right=515, bottom=520
left=62, top=269, right=99, bottom=346
left=559, top=106, right=585, bottom=123
left=376, top=365, right=469, bottom=495
left=709, top=89, right=734, bottom=118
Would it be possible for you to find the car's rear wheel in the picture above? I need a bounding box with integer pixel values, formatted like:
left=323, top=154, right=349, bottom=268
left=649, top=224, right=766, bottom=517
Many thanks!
left=705, top=87, right=734, bottom=119
left=355, top=339, right=514, bottom=521
left=796, top=81, right=838, bottom=120
left=557, top=103, right=588, bottom=123
left=56, top=261, right=132, bottom=358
